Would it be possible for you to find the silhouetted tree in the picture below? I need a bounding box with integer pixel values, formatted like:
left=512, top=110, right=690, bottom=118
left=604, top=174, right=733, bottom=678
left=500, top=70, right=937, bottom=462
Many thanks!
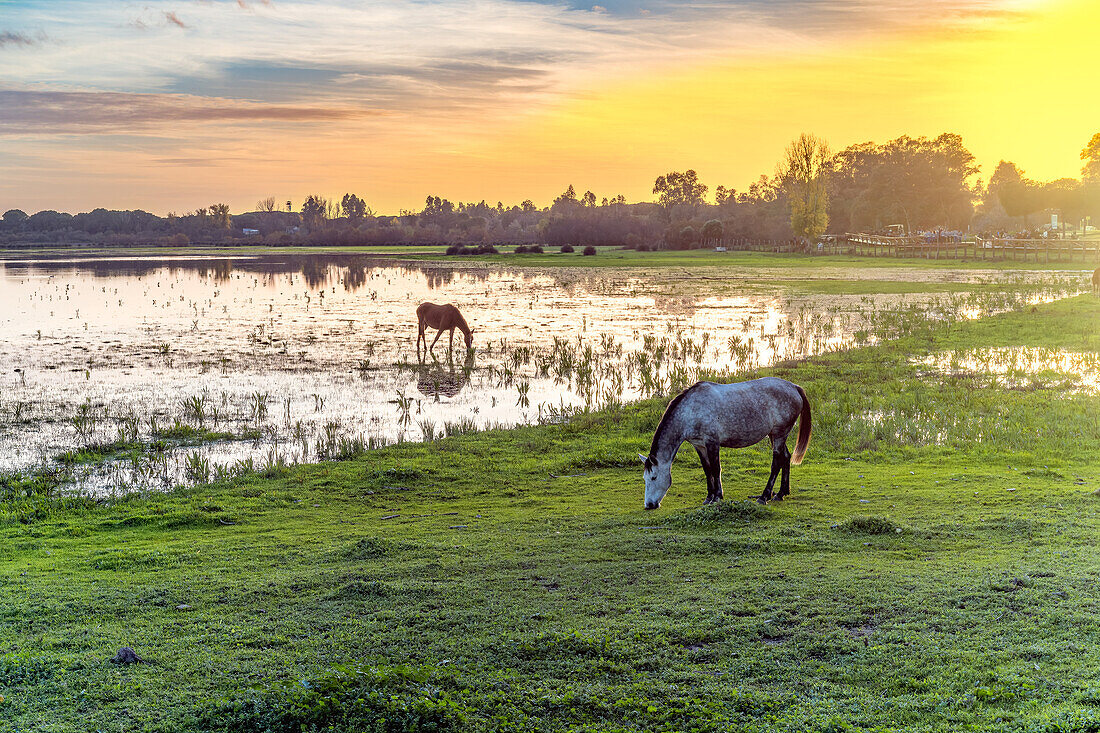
left=552, top=185, right=580, bottom=213
left=301, top=195, right=327, bottom=230
left=341, top=193, right=368, bottom=222
left=829, top=134, right=977, bottom=233
left=991, top=162, right=1043, bottom=225
left=2, top=209, right=27, bottom=226
left=1081, top=133, right=1100, bottom=183
left=782, top=133, right=830, bottom=243
left=653, top=170, right=707, bottom=216
left=701, top=219, right=723, bottom=245
left=209, top=203, right=231, bottom=229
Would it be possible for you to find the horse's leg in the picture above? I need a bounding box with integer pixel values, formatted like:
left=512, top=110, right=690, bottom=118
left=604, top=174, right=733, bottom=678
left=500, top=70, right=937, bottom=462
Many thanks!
left=707, top=444, right=723, bottom=502
left=449, top=327, right=454, bottom=353
left=775, top=442, right=793, bottom=500
left=430, top=327, right=444, bottom=352
left=758, top=450, right=782, bottom=504
left=693, top=444, right=715, bottom=504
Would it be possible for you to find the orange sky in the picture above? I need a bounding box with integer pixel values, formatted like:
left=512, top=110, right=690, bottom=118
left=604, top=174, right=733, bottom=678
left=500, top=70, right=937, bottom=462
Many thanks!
left=0, top=0, right=1096, bottom=214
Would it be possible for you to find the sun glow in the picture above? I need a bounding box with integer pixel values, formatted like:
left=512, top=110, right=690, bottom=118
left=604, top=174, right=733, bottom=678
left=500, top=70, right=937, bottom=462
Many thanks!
left=464, top=0, right=1099, bottom=204
left=0, top=0, right=1096, bottom=212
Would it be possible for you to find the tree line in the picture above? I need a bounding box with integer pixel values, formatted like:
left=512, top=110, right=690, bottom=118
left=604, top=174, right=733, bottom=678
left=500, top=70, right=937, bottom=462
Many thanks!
left=3, top=132, right=1098, bottom=248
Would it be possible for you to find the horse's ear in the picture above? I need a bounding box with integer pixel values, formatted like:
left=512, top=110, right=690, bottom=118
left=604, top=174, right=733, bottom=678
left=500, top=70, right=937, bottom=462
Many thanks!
left=638, top=453, right=648, bottom=463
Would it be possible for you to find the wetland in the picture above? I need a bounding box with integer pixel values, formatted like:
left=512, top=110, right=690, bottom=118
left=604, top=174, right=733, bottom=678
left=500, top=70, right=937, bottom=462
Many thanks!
left=0, top=249, right=1088, bottom=495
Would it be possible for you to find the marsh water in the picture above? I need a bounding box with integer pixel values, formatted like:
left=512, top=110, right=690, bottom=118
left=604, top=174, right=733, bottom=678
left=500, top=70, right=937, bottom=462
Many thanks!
left=0, top=251, right=1085, bottom=493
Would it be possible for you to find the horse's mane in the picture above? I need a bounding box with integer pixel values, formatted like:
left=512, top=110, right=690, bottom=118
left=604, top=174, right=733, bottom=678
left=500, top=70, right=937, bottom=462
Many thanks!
left=646, top=383, right=699, bottom=468
left=451, top=307, right=471, bottom=335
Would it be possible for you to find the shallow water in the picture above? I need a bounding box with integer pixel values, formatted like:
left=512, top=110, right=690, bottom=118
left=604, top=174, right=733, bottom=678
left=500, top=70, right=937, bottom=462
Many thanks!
left=0, top=252, right=1082, bottom=492
left=917, top=347, right=1100, bottom=394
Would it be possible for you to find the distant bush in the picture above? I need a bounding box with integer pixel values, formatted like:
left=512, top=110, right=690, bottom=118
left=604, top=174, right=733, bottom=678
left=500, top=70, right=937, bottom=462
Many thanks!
left=559, top=244, right=574, bottom=253
left=636, top=243, right=651, bottom=252
left=529, top=245, right=543, bottom=254
left=446, top=244, right=499, bottom=256
left=514, top=245, right=529, bottom=253
left=513, top=245, right=544, bottom=254
left=582, top=245, right=597, bottom=256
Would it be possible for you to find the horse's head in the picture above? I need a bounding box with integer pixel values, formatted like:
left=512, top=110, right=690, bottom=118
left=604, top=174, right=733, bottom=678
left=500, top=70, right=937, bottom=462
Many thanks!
left=465, top=329, right=474, bottom=350
left=640, top=453, right=671, bottom=510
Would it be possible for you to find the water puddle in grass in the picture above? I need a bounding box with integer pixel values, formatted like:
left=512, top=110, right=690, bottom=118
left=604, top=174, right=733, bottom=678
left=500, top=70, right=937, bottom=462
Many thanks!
left=916, top=347, right=1100, bottom=394
left=0, top=252, right=1082, bottom=494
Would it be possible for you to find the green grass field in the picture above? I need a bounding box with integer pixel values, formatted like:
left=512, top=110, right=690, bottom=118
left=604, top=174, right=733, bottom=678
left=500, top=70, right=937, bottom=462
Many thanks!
left=2, top=294, right=1099, bottom=732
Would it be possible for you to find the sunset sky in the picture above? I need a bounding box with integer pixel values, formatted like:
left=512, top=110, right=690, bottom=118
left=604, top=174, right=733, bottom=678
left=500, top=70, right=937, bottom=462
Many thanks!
left=1, top=0, right=1097, bottom=215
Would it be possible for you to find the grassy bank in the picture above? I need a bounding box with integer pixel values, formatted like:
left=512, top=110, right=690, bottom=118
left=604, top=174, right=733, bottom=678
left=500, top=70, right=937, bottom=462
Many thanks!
left=1, top=297, right=1099, bottom=732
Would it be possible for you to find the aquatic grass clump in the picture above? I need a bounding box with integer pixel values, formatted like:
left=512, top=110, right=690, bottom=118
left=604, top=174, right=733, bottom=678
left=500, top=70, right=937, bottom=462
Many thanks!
left=184, top=451, right=210, bottom=484
left=179, top=394, right=208, bottom=426
left=418, top=418, right=438, bottom=442
left=443, top=419, right=479, bottom=437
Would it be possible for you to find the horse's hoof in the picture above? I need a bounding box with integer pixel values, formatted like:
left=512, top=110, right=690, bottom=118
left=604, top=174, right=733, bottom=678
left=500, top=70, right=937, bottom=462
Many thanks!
left=755, top=496, right=769, bottom=505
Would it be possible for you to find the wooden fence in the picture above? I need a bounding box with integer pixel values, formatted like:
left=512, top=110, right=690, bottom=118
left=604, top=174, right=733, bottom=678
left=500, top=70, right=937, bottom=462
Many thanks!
left=713, top=234, right=1100, bottom=263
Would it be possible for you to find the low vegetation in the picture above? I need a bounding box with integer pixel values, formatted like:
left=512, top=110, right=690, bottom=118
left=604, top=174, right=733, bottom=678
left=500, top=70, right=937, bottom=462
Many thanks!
left=1, top=294, right=1098, bottom=731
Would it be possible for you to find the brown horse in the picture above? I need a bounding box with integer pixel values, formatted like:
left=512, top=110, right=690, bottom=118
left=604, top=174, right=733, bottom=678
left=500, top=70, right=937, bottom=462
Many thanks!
left=416, top=302, right=473, bottom=354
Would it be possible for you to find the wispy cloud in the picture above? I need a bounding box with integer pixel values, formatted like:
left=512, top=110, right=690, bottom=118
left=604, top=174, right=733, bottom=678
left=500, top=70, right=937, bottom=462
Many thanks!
left=163, top=11, right=187, bottom=29
left=4, top=0, right=1026, bottom=114
left=0, top=30, right=47, bottom=48
left=0, top=0, right=1058, bottom=213
left=0, top=90, right=372, bottom=134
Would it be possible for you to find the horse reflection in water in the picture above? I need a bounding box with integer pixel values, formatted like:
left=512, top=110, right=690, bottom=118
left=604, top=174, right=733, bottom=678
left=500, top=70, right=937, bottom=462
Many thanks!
left=415, top=351, right=476, bottom=400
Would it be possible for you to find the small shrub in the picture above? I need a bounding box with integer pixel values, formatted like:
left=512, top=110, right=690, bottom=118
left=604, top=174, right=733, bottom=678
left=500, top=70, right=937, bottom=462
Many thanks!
left=670, top=500, right=770, bottom=526
left=514, top=245, right=529, bottom=254
left=582, top=245, right=597, bottom=256
left=445, top=244, right=498, bottom=256
left=559, top=244, right=575, bottom=253
left=529, top=244, right=544, bottom=254
left=345, top=537, right=392, bottom=560
left=840, top=516, right=902, bottom=535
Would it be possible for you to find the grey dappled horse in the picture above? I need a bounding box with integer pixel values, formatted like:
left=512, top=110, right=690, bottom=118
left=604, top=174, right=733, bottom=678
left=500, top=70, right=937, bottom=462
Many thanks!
left=641, top=378, right=811, bottom=509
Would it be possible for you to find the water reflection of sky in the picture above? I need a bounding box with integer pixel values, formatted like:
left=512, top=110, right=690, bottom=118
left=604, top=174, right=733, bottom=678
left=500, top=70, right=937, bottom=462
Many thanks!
left=0, top=254, right=1080, bottom=489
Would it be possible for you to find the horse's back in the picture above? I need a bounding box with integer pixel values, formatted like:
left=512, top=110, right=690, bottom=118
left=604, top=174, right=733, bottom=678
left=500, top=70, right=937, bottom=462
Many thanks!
left=417, top=302, right=458, bottom=328
left=682, top=379, right=803, bottom=447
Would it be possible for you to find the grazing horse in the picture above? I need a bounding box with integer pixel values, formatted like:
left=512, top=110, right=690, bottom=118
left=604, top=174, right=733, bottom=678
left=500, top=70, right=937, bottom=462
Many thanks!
left=640, top=378, right=811, bottom=509
left=1093, top=267, right=1100, bottom=294
left=416, top=302, right=473, bottom=355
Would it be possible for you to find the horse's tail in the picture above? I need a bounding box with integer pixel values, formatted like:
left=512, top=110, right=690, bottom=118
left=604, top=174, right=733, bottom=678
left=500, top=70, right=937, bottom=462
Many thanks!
left=791, top=384, right=812, bottom=465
